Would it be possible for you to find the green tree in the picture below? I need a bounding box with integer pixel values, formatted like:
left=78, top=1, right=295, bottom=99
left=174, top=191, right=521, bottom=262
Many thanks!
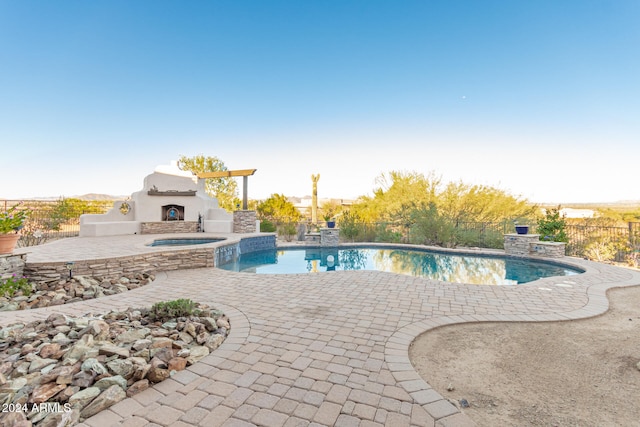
left=257, top=194, right=302, bottom=223
left=408, top=202, right=456, bottom=247
left=537, top=206, right=568, bottom=242
left=438, top=181, right=536, bottom=224
left=351, top=170, right=534, bottom=226
left=177, top=155, right=239, bottom=211
left=352, top=171, right=441, bottom=222
left=338, top=210, right=363, bottom=242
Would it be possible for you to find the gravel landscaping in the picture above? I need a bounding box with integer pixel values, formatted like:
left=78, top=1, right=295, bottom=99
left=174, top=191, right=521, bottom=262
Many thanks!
left=0, top=274, right=155, bottom=312
left=0, top=301, right=229, bottom=426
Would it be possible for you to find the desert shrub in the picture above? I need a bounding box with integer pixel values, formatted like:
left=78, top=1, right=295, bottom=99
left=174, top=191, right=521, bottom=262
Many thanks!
left=626, top=250, right=639, bottom=268
left=149, top=299, right=201, bottom=322
left=1, top=275, right=32, bottom=297
left=537, top=206, right=568, bottom=242
left=408, top=202, right=456, bottom=247
left=584, top=240, right=618, bottom=262
left=338, top=211, right=362, bottom=242
left=260, top=220, right=277, bottom=232
left=374, top=223, right=402, bottom=243
left=278, top=223, right=297, bottom=242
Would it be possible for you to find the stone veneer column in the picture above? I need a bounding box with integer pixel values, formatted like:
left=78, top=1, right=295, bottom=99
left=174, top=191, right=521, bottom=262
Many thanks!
left=233, top=211, right=257, bottom=233
left=320, top=228, right=340, bottom=247
left=504, top=234, right=541, bottom=256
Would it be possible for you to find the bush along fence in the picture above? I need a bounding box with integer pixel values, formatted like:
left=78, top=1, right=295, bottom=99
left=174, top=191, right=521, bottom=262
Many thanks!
left=2, top=199, right=113, bottom=247
left=271, top=220, right=640, bottom=266
left=565, top=222, right=640, bottom=264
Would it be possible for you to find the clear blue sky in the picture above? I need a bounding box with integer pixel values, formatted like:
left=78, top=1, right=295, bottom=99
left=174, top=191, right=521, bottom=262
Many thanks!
left=1, top=0, right=638, bottom=203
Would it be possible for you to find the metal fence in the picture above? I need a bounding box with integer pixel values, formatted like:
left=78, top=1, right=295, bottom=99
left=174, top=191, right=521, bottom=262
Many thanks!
left=2, top=199, right=113, bottom=247
left=272, top=220, right=640, bottom=265
left=565, top=222, right=640, bottom=263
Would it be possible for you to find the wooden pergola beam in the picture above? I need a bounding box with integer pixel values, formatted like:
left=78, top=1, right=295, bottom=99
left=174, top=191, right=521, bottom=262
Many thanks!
left=196, top=169, right=257, bottom=210
left=196, top=169, right=257, bottom=179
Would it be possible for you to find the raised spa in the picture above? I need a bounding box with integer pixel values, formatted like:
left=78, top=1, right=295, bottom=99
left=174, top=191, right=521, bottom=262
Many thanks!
left=218, top=247, right=583, bottom=285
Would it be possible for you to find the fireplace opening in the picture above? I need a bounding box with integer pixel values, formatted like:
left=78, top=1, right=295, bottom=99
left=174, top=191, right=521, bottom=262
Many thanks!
left=162, top=204, right=185, bottom=221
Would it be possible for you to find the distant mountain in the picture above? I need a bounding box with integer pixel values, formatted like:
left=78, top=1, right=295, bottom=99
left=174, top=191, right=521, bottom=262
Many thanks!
left=8, top=194, right=126, bottom=201
left=73, top=193, right=126, bottom=201
left=539, top=201, right=640, bottom=209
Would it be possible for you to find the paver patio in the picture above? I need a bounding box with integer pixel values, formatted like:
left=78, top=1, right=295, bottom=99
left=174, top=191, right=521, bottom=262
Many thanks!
left=5, top=235, right=640, bottom=426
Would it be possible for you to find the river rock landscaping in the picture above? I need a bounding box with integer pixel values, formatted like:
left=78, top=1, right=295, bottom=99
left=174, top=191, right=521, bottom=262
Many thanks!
left=0, top=274, right=155, bottom=311
left=0, top=301, right=229, bottom=426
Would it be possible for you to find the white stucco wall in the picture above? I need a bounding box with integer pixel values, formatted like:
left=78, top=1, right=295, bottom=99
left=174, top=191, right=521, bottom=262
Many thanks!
left=80, top=161, right=233, bottom=236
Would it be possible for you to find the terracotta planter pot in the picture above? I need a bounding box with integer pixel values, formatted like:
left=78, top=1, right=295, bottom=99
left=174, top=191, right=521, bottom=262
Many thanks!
left=0, top=234, right=20, bottom=254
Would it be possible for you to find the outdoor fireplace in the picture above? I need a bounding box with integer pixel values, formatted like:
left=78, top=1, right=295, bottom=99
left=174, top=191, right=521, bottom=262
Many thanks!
left=79, top=161, right=236, bottom=236
left=162, top=204, right=184, bottom=221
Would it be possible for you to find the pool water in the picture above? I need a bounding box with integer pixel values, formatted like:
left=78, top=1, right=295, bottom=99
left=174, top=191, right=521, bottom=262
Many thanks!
left=147, top=238, right=225, bottom=247
left=218, top=247, right=581, bottom=285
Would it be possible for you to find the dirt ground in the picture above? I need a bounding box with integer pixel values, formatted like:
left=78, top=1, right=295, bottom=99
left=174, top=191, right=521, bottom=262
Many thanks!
left=409, top=285, right=640, bottom=427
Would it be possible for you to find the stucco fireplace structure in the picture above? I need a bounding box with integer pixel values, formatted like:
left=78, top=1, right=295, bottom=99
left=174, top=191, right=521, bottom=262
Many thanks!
left=79, top=162, right=250, bottom=236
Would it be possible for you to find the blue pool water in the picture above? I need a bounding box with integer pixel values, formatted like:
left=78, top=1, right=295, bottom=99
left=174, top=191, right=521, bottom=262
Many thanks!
left=218, top=247, right=582, bottom=285
left=147, top=238, right=225, bottom=247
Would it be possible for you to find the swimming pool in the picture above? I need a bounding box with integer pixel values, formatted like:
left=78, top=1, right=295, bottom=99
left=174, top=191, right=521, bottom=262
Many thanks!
left=147, top=237, right=225, bottom=247
left=218, top=247, right=582, bottom=285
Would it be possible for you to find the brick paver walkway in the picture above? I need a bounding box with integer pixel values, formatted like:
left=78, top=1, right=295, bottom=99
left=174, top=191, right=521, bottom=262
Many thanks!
left=4, top=236, right=640, bottom=426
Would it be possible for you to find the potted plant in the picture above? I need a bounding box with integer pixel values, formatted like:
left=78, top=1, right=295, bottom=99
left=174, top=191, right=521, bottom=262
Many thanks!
left=323, top=213, right=336, bottom=229
left=0, top=203, right=29, bottom=254
left=514, top=220, right=529, bottom=235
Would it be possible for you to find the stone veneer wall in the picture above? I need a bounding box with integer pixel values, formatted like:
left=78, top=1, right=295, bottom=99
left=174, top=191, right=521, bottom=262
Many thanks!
left=504, top=234, right=566, bottom=258
left=233, top=211, right=257, bottom=233
left=24, top=249, right=214, bottom=281
left=140, top=221, right=199, bottom=234
left=530, top=241, right=566, bottom=258
left=504, top=234, right=540, bottom=256
left=304, top=233, right=321, bottom=244
left=1, top=254, right=26, bottom=280
left=320, top=228, right=340, bottom=247
left=23, top=236, right=277, bottom=281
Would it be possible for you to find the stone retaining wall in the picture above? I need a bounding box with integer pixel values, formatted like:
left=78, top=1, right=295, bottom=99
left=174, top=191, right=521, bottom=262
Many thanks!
left=140, top=221, right=198, bottom=234
left=1, top=254, right=26, bottom=280
left=24, top=249, right=214, bottom=281
left=23, top=235, right=277, bottom=281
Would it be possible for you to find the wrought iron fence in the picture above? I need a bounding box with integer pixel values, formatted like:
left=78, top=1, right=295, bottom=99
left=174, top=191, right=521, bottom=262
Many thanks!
left=565, top=223, right=640, bottom=263
left=271, top=219, right=640, bottom=265
left=2, top=199, right=113, bottom=247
